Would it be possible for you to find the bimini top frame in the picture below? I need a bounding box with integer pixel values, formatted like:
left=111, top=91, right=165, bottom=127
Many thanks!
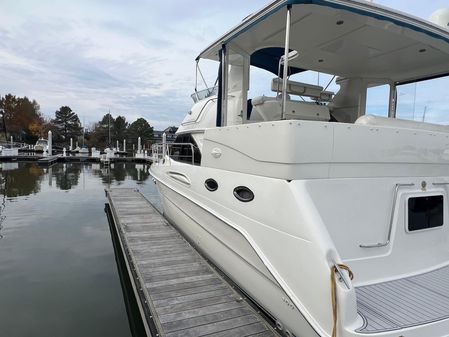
left=197, top=0, right=449, bottom=85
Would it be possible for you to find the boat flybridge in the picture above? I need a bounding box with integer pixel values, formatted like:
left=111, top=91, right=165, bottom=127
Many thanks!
left=150, top=1, right=449, bottom=336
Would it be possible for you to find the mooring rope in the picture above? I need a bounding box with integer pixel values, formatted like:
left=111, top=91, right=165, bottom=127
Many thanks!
left=331, top=264, right=354, bottom=337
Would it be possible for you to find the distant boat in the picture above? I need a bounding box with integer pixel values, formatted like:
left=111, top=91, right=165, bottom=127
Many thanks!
left=79, top=146, right=89, bottom=154
left=34, top=138, right=48, bottom=152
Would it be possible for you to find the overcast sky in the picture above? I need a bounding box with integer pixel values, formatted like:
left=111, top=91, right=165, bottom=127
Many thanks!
left=0, top=0, right=447, bottom=129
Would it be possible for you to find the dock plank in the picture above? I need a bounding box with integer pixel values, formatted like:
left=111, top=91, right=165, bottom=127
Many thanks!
left=106, top=188, right=278, bottom=337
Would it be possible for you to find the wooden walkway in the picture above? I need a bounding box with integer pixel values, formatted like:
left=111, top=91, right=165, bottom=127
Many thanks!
left=106, top=188, right=279, bottom=337
left=0, top=155, right=151, bottom=164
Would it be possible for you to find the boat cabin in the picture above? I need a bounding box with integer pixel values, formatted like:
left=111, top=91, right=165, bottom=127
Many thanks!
left=185, top=0, right=449, bottom=132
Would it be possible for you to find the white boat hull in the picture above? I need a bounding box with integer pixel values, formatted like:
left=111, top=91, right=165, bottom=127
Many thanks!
left=152, top=170, right=320, bottom=337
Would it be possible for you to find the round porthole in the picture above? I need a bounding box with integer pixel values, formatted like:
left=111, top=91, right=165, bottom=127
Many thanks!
left=205, top=178, right=218, bottom=191
left=233, top=186, right=254, bottom=202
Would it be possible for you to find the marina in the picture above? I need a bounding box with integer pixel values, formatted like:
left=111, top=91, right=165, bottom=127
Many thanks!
left=1, top=1, right=449, bottom=337
left=106, top=188, right=279, bottom=337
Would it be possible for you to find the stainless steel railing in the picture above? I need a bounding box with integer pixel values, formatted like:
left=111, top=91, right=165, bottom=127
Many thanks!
left=152, top=142, right=198, bottom=165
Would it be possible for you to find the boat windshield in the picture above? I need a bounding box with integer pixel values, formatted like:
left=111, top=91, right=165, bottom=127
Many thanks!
left=191, top=86, right=218, bottom=103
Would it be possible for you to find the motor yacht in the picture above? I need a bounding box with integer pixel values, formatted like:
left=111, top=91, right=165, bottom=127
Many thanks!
left=150, top=2, right=449, bottom=336
left=34, top=138, right=48, bottom=152
left=79, top=146, right=89, bottom=155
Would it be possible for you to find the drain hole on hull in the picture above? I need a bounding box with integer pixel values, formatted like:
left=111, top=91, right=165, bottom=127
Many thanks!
left=205, top=178, right=218, bottom=191
left=233, top=186, right=254, bottom=202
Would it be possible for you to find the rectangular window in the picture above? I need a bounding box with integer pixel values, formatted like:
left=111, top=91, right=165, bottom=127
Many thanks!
left=408, top=195, right=444, bottom=232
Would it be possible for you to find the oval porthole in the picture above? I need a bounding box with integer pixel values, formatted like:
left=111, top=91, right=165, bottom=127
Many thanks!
left=205, top=178, right=218, bottom=192
left=233, top=186, right=254, bottom=202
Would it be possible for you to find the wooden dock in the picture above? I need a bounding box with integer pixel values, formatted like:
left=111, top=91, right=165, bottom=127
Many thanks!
left=106, top=188, right=279, bottom=337
left=0, top=154, right=152, bottom=165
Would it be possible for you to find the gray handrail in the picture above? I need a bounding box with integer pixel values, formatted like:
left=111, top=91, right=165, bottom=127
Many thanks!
left=359, top=183, right=415, bottom=248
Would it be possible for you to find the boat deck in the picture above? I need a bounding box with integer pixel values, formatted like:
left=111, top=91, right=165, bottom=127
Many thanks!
left=106, top=188, right=279, bottom=337
left=356, top=265, right=449, bottom=333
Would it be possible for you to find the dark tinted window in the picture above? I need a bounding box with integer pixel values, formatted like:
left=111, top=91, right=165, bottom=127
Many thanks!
left=408, top=195, right=444, bottom=232
left=170, top=134, right=201, bottom=165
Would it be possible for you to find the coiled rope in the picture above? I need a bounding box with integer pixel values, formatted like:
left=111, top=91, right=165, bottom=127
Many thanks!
left=331, top=264, right=354, bottom=337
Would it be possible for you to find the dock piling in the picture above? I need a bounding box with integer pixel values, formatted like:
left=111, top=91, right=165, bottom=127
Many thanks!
left=48, top=131, right=52, bottom=156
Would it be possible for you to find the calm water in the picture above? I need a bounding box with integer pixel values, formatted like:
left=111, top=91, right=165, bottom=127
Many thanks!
left=0, top=162, right=160, bottom=337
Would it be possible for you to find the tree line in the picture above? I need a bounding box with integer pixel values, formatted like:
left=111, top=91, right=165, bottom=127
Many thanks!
left=0, top=93, right=156, bottom=150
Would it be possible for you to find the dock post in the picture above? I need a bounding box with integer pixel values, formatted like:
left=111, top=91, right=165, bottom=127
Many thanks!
left=138, top=137, right=141, bottom=154
left=10, top=136, right=13, bottom=147
left=63, top=147, right=66, bottom=157
left=70, top=138, right=73, bottom=151
left=162, top=132, right=167, bottom=157
left=48, top=130, right=52, bottom=156
left=123, top=139, right=126, bottom=153
left=116, top=140, right=119, bottom=152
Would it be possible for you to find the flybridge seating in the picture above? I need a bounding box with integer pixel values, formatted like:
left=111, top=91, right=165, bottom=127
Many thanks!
left=250, top=78, right=332, bottom=122
left=271, top=78, right=333, bottom=102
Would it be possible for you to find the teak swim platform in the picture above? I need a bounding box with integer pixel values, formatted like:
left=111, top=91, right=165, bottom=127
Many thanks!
left=106, top=188, right=279, bottom=337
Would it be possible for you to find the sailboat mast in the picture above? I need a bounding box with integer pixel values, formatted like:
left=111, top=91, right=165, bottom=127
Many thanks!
left=82, top=116, right=85, bottom=146
left=108, top=109, right=111, bottom=145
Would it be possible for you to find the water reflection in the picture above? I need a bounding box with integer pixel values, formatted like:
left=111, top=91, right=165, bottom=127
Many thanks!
left=91, top=162, right=151, bottom=186
left=0, top=163, right=44, bottom=197
left=52, top=163, right=81, bottom=190
left=0, top=162, right=157, bottom=337
left=0, top=176, right=5, bottom=239
left=0, top=162, right=152, bottom=195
